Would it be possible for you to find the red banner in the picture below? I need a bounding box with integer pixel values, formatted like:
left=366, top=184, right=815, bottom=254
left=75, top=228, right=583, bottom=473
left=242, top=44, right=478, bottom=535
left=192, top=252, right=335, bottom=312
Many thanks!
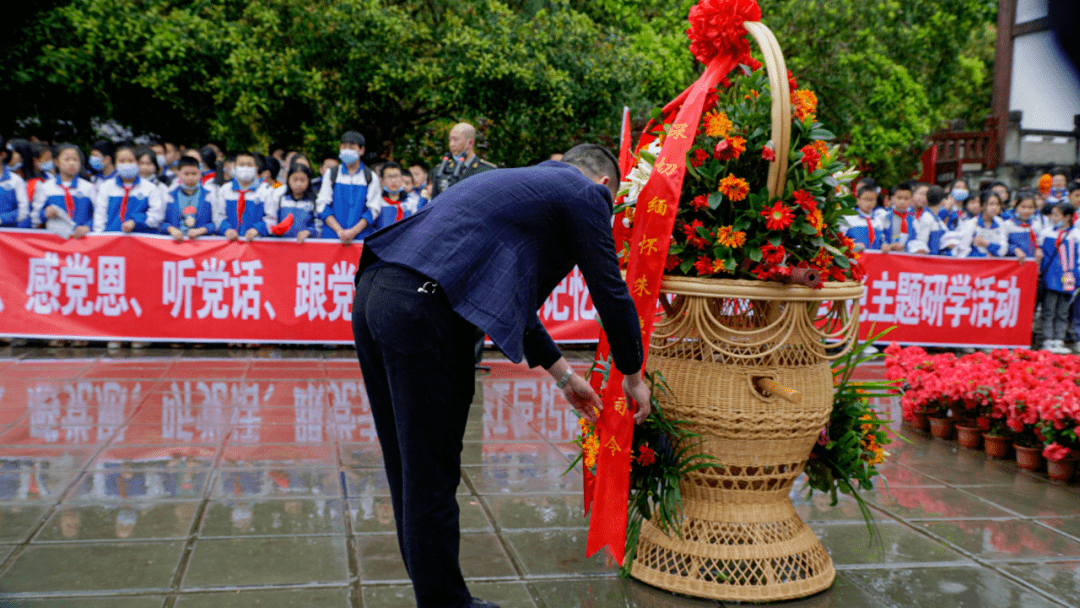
left=0, top=229, right=601, bottom=345
left=857, top=252, right=1038, bottom=348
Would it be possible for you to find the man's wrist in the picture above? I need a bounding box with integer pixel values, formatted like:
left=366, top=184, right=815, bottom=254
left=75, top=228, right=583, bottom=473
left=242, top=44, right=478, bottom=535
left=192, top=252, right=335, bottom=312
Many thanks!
left=556, top=368, right=574, bottom=389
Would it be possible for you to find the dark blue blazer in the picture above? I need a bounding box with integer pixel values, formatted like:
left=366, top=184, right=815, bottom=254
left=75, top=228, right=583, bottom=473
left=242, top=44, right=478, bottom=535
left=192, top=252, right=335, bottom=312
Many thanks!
left=358, top=161, right=644, bottom=374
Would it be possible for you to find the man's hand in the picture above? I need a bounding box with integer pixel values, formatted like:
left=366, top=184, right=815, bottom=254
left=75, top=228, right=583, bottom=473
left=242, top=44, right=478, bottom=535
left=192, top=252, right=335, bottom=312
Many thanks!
left=337, top=227, right=354, bottom=245
left=224, top=228, right=239, bottom=241
left=973, top=236, right=989, bottom=248
left=72, top=225, right=90, bottom=239
left=122, top=219, right=136, bottom=233
left=44, top=206, right=59, bottom=219
left=187, top=227, right=207, bottom=240
left=297, top=229, right=310, bottom=244
left=622, top=372, right=652, bottom=425
left=562, top=374, right=602, bottom=424
left=1014, top=247, right=1026, bottom=263
left=167, top=226, right=184, bottom=243
left=244, top=227, right=259, bottom=242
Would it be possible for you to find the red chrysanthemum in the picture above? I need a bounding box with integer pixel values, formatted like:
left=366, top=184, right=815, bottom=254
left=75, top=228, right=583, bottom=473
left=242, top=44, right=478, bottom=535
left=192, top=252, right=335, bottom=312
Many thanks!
left=690, top=194, right=710, bottom=211
left=636, top=444, right=656, bottom=466
left=686, top=0, right=762, bottom=66
left=761, top=145, right=776, bottom=162
left=787, top=69, right=797, bottom=96
left=694, top=255, right=715, bottom=276
left=665, top=254, right=680, bottom=271
left=760, top=242, right=786, bottom=265
left=800, top=144, right=821, bottom=172
left=690, top=148, right=710, bottom=168
left=810, top=248, right=833, bottom=270
left=760, top=201, right=795, bottom=231
left=793, top=190, right=817, bottom=213
left=682, top=219, right=705, bottom=239
left=718, top=174, right=750, bottom=202
left=704, top=89, right=719, bottom=112
left=713, top=136, right=746, bottom=161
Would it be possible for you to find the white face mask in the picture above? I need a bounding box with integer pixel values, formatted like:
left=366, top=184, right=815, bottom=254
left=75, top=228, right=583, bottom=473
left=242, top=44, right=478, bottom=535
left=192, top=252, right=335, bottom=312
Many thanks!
left=234, top=166, right=257, bottom=184
left=117, top=163, right=139, bottom=181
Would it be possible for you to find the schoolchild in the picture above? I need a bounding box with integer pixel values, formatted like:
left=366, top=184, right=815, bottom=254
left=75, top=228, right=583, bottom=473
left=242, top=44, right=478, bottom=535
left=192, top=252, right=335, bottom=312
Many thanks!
left=315, top=131, right=382, bottom=243
left=212, top=151, right=275, bottom=242
left=1039, top=203, right=1077, bottom=354
left=0, top=135, right=30, bottom=228
left=198, top=145, right=219, bottom=185
left=160, top=157, right=215, bottom=242
left=148, top=140, right=174, bottom=186
left=400, top=173, right=427, bottom=214
left=841, top=186, right=883, bottom=252
left=374, top=162, right=414, bottom=230
left=31, top=144, right=94, bottom=238
left=93, top=145, right=165, bottom=234
left=267, top=164, right=317, bottom=243
left=953, top=190, right=1008, bottom=258
left=89, top=140, right=117, bottom=186
left=909, top=185, right=949, bottom=255
left=1046, top=172, right=1069, bottom=207
left=1004, top=191, right=1046, bottom=264
left=880, top=182, right=915, bottom=253
left=135, top=146, right=170, bottom=200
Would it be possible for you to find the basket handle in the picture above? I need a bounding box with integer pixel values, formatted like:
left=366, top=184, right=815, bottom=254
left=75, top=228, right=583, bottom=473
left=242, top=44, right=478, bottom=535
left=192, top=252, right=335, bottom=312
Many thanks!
left=743, top=21, right=791, bottom=200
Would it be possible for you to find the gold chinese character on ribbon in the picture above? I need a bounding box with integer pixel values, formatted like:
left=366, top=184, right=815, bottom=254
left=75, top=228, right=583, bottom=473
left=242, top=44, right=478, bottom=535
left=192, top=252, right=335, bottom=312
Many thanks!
left=639, top=237, right=658, bottom=256
left=645, top=196, right=667, bottom=215
left=654, top=158, right=677, bottom=177
left=668, top=123, right=688, bottom=140
left=614, top=397, right=626, bottom=415
left=605, top=437, right=622, bottom=455
left=632, top=276, right=650, bottom=296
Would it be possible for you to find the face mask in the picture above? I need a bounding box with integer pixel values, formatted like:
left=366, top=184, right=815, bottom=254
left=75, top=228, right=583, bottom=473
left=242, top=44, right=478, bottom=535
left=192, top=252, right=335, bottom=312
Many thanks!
left=385, top=186, right=404, bottom=194
left=39, top=161, right=55, bottom=174
left=339, top=149, right=360, bottom=166
left=8, top=162, right=21, bottom=171
left=181, top=183, right=199, bottom=194
left=156, top=155, right=167, bottom=170
left=89, top=156, right=103, bottom=172
left=117, top=163, right=139, bottom=181
left=1052, top=188, right=1067, bottom=198
left=233, top=166, right=257, bottom=183
left=951, top=189, right=969, bottom=202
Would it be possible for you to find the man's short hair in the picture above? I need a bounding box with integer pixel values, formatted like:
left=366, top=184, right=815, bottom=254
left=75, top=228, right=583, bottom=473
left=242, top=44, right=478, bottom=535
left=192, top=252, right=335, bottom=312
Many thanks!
left=409, top=161, right=429, bottom=172
left=891, top=182, right=913, bottom=196
left=560, top=144, right=619, bottom=184
left=926, top=185, right=946, bottom=206
left=91, top=139, right=115, bottom=160
left=341, top=131, right=365, bottom=147
left=176, top=157, right=200, bottom=171
left=380, top=161, right=403, bottom=177
left=856, top=185, right=877, bottom=199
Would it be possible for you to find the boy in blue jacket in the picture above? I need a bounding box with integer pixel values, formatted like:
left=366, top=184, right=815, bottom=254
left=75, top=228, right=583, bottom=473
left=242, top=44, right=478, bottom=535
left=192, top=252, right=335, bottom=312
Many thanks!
left=161, top=157, right=216, bottom=242
left=1039, top=203, right=1077, bottom=354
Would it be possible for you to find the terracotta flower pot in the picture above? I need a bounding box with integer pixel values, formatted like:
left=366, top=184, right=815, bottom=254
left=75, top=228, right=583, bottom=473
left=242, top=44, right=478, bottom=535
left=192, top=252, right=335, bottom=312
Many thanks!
left=1014, top=444, right=1045, bottom=471
left=928, top=416, right=955, bottom=440
left=907, top=413, right=929, bottom=432
left=956, top=425, right=982, bottom=450
left=983, top=434, right=1012, bottom=459
left=1047, top=458, right=1077, bottom=482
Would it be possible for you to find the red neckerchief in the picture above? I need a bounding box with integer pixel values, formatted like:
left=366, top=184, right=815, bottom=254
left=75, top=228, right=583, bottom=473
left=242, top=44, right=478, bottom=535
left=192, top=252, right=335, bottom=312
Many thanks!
left=59, top=178, right=75, bottom=217
left=119, top=182, right=134, bottom=222
left=382, top=196, right=404, bottom=222
left=859, top=212, right=875, bottom=246
left=894, top=209, right=908, bottom=235
left=1017, top=218, right=1037, bottom=248
left=236, top=190, right=246, bottom=226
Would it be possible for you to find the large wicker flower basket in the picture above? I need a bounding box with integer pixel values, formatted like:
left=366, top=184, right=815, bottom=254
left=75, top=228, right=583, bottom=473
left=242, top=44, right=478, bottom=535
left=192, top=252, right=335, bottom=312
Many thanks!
left=626, top=17, right=866, bottom=602
left=629, top=277, right=863, bottom=601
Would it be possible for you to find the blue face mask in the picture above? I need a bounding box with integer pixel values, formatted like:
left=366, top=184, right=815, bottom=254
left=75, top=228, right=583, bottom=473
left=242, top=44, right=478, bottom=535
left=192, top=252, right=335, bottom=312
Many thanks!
left=338, top=149, right=360, bottom=166
left=89, top=156, right=103, bottom=172
left=8, top=162, right=21, bottom=171
left=1052, top=188, right=1067, bottom=198
left=117, top=163, right=139, bottom=181
left=951, top=189, right=969, bottom=202
left=39, top=161, right=55, bottom=174
left=385, top=186, right=404, bottom=194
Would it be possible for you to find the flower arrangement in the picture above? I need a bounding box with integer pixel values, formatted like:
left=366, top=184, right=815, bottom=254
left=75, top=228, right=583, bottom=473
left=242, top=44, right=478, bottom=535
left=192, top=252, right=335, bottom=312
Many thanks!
left=617, top=55, right=864, bottom=285
left=804, top=334, right=900, bottom=537
left=571, top=366, right=720, bottom=576
left=886, top=345, right=1080, bottom=463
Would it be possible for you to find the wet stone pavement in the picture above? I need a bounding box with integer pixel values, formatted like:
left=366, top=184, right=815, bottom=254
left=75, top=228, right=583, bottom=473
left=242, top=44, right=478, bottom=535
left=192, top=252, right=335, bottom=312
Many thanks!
left=0, top=346, right=1076, bottom=607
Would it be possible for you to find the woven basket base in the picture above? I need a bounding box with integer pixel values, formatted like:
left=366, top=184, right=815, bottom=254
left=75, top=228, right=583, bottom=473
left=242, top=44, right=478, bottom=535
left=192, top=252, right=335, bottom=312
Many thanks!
left=630, top=500, right=835, bottom=601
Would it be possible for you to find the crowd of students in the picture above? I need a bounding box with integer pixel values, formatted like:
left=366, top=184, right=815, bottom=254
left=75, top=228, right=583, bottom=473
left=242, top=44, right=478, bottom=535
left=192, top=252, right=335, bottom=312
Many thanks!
left=0, top=130, right=433, bottom=246
left=839, top=173, right=1080, bottom=353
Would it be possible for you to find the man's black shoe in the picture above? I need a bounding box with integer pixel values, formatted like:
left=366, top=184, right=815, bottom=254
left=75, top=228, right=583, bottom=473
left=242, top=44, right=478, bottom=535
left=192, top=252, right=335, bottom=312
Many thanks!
left=468, top=599, right=501, bottom=608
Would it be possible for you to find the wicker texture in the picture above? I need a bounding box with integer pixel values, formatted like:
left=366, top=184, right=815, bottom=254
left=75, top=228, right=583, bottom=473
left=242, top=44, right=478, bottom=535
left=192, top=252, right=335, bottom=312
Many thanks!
left=629, top=278, right=862, bottom=601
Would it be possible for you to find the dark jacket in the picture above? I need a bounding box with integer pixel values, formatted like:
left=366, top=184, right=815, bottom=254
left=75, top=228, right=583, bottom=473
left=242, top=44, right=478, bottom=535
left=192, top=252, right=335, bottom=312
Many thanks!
left=358, top=161, right=643, bottom=374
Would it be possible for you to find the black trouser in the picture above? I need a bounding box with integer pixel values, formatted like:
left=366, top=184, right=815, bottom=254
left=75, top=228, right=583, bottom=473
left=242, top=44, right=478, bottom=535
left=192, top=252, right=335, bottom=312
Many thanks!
left=352, top=264, right=477, bottom=608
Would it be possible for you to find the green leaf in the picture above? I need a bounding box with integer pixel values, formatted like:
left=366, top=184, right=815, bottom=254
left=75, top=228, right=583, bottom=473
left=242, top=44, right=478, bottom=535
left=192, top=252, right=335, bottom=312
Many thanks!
left=768, top=234, right=782, bottom=246
left=810, top=128, right=836, bottom=140
left=748, top=247, right=763, bottom=262
left=707, top=192, right=723, bottom=210
left=800, top=222, right=819, bottom=235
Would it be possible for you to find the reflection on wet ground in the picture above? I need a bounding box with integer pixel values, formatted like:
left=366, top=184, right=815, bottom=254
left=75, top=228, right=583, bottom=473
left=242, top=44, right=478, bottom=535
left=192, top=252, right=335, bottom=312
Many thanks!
left=0, top=348, right=1075, bottom=607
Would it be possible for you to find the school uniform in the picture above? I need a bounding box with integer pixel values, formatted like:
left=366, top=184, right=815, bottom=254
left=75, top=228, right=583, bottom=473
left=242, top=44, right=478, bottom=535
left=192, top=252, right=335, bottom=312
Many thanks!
left=937, top=207, right=959, bottom=231
left=841, top=211, right=883, bottom=251
left=881, top=208, right=914, bottom=250
left=160, top=183, right=216, bottom=235
left=93, top=175, right=165, bottom=233
left=908, top=207, right=948, bottom=255
left=268, top=189, right=317, bottom=238
left=374, top=193, right=413, bottom=231
left=403, top=190, right=427, bottom=215
left=212, top=178, right=276, bottom=236
left=92, top=171, right=117, bottom=190
left=315, top=163, right=382, bottom=239
left=31, top=175, right=96, bottom=229
left=872, top=205, right=890, bottom=228
left=1003, top=215, right=1047, bottom=258
left=1040, top=225, right=1078, bottom=343
left=953, top=216, right=1008, bottom=258
left=0, top=166, right=31, bottom=227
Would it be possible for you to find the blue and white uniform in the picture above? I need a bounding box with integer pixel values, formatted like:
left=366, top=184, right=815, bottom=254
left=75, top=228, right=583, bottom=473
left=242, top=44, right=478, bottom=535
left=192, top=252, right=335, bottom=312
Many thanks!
left=953, top=216, right=1008, bottom=258
left=908, top=207, right=948, bottom=255
left=315, top=164, right=382, bottom=240
left=160, top=183, right=216, bottom=235
left=93, top=175, right=165, bottom=233
left=937, top=206, right=959, bottom=231
left=1003, top=214, right=1047, bottom=258
left=840, top=211, right=883, bottom=251
left=1040, top=225, right=1079, bottom=293
left=212, top=178, right=276, bottom=236
left=402, top=190, right=426, bottom=215
left=881, top=209, right=914, bottom=250
left=31, top=175, right=96, bottom=229
left=268, top=188, right=317, bottom=238
left=0, top=166, right=30, bottom=227
left=374, top=194, right=414, bottom=231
